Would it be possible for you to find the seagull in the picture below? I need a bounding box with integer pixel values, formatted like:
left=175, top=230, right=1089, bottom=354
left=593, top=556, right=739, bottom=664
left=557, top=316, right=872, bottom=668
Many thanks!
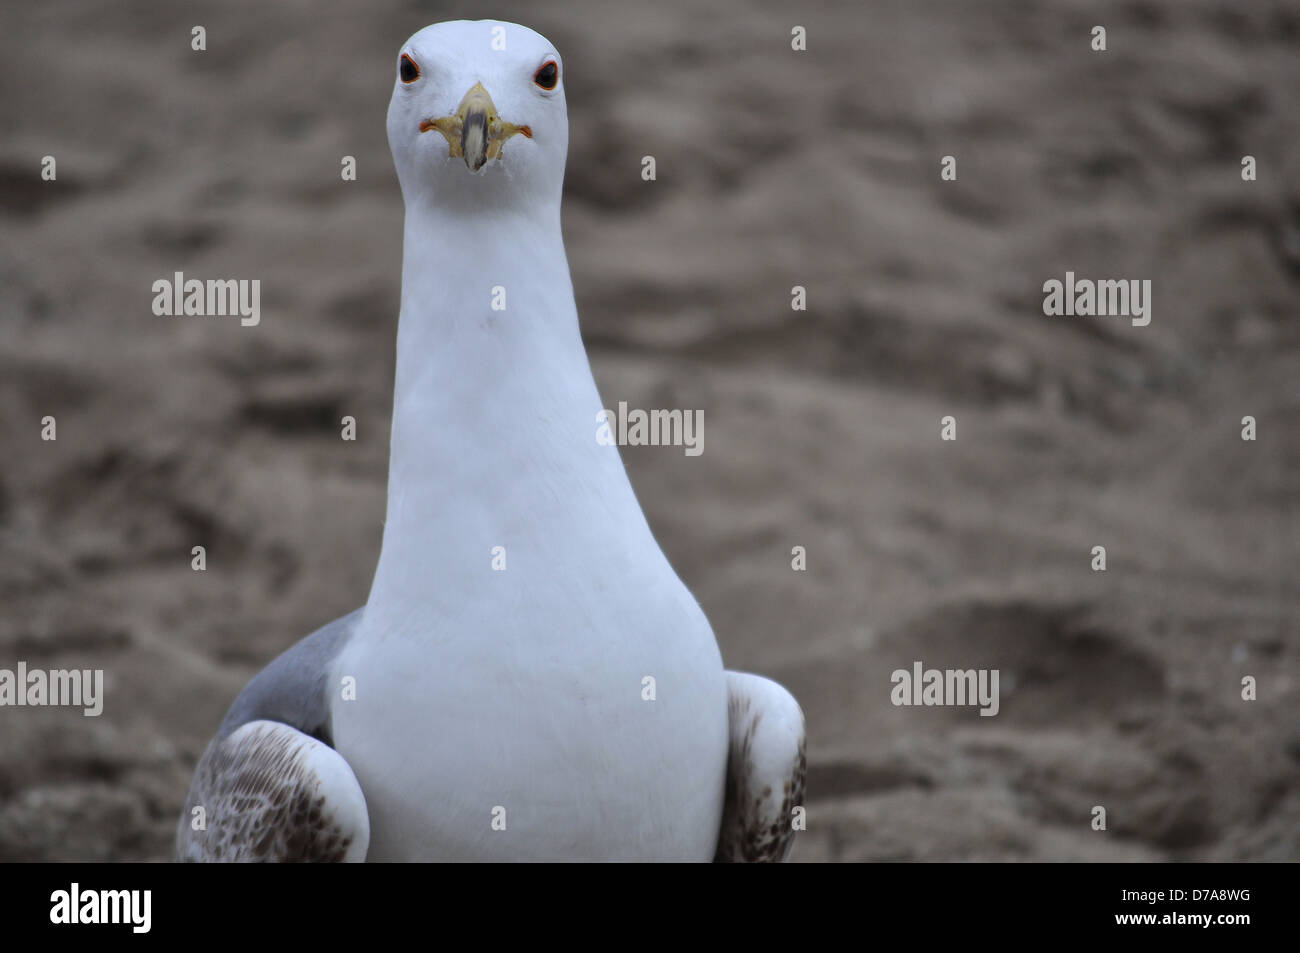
left=176, top=19, right=805, bottom=862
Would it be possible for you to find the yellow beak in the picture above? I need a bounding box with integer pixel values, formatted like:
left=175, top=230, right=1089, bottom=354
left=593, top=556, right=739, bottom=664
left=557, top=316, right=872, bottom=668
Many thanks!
left=419, top=83, right=533, bottom=172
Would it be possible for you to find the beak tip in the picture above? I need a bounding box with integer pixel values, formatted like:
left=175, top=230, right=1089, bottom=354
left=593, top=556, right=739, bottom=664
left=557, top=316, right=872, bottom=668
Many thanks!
left=426, top=86, right=527, bottom=173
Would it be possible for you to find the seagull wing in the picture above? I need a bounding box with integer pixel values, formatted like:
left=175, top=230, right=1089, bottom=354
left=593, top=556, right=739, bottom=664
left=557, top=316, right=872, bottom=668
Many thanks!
left=176, top=719, right=369, bottom=862
left=176, top=611, right=369, bottom=862
left=714, top=671, right=807, bottom=862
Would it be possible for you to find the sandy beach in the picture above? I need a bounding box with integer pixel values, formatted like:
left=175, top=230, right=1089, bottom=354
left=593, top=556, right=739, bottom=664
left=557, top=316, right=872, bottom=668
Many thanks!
left=0, top=0, right=1297, bottom=861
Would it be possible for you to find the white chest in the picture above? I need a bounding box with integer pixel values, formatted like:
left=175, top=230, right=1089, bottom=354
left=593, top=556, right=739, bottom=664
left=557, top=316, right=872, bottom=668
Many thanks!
left=330, top=571, right=728, bottom=861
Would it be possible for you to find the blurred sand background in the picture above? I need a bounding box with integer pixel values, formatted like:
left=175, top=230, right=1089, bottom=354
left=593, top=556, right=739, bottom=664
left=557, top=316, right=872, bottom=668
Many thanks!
left=1, top=0, right=1297, bottom=861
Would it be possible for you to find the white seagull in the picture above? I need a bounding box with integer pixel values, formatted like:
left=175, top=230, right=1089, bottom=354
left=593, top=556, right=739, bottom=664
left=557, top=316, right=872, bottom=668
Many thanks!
left=176, top=19, right=805, bottom=862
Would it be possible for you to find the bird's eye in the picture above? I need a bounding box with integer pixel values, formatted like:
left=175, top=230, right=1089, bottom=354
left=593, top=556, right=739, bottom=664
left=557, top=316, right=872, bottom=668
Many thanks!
left=534, top=60, right=559, bottom=90
left=399, top=54, right=420, bottom=84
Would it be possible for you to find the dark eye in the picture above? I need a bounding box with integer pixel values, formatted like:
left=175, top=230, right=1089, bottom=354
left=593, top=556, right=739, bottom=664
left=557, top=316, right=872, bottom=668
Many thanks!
left=534, top=60, right=558, bottom=90
left=399, top=53, right=419, bottom=84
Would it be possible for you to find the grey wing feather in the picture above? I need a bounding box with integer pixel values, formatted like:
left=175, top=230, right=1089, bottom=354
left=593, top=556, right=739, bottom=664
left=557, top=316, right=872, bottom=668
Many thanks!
left=218, top=608, right=362, bottom=743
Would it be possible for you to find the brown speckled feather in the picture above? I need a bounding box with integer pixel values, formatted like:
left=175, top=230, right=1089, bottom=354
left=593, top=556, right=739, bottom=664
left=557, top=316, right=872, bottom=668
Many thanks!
left=176, top=720, right=369, bottom=862
left=714, top=672, right=807, bottom=862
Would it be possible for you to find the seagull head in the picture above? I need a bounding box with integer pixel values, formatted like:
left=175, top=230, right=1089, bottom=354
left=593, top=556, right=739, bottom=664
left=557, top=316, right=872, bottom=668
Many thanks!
left=388, top=21, right=568, bottom=210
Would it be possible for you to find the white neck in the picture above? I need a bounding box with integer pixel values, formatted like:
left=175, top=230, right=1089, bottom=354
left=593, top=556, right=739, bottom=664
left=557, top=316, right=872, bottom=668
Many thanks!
left=364, top=200, right=655, bottom=619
